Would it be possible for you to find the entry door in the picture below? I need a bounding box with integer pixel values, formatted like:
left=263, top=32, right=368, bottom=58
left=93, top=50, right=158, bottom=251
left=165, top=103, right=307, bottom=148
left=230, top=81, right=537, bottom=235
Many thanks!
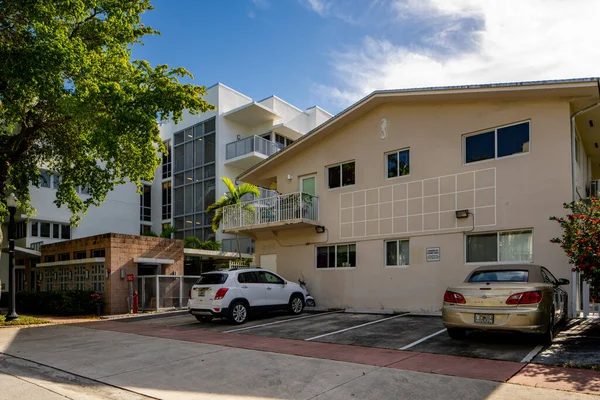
left=259, top=271, right=290, bottom=306
left=237, top=271, right=267, bottom=307
left=15, top=269, right=24, bottom=292
left=260, top=254, right=277, bottom=273
left=300, top=175, right=316, bottom=196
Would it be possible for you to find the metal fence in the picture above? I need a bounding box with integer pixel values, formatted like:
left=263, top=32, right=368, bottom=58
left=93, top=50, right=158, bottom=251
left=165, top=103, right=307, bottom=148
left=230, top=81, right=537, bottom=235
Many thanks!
left=225, top=135, right=281, bottom=160
left=137, top=275, right=201, bottom=312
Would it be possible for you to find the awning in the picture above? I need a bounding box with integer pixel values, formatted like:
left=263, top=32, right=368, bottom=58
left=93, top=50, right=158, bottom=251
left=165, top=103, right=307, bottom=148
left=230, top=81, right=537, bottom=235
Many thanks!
left=133, top=257, right=175, bottom=265
left=1, top=246, right=42, bottom=258
left=184, top=248, right=253, bottom=260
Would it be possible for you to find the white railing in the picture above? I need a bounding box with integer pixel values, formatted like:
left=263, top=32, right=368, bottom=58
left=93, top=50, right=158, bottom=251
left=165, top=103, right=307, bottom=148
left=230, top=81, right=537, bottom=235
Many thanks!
left=222, top=192, right=319, bottom=230
left=226, top=135, right=282, bottom=160
left=137, top=275, right=202, bottom=312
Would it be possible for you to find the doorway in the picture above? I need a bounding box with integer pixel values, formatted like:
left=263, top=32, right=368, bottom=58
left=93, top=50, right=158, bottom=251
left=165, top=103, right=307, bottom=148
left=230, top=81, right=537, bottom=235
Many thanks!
left=300, top=175, right=316, bottom=196
left=138, top=264, right=160, bottom=276
left=260, top=254, right=277, bottom=273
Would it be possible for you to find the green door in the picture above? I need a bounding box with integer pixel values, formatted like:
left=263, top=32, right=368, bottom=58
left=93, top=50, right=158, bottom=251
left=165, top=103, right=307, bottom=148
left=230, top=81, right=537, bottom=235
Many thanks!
left=301, top=176, right=316, bottom=196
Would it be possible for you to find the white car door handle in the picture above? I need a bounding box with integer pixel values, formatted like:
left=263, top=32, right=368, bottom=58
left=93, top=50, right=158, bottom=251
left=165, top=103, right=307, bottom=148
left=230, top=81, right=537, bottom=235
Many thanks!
left=241, top=285, right=248, bottom=289
left=266, top=287, right=272, bottom=290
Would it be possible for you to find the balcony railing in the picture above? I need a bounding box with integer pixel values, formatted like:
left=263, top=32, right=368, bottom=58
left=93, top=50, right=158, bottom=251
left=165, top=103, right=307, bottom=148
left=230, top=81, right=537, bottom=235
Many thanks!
left=222, top=192, right=319, bottom=231
left=226, top=135, right=282, bottom=160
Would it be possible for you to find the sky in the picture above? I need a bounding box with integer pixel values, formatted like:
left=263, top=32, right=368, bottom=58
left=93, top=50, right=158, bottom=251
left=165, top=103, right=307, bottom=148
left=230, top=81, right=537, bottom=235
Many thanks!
left=132, top=0, right=600, bottom=115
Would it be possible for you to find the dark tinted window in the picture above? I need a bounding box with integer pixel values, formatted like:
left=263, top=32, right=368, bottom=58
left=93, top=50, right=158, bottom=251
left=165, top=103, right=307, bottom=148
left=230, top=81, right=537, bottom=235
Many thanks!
left=197, top=273, right=227, bottom=285
left=328, top=162, right=355, bottom=189
left=466, top=233, right=497, bottom=262
left=468, top=270, right=529, bottom=283
left=541, top=268, right=558, bottom=284
left=497, top=122, right=529, bottom=158
left=259, top=272, right=284, bottom=284
left=74, top=251, right=87, bottom=260
left=91, top=249, right=105, bottom=257
left=465, top=131, right=495, bottom=164
left=40, top=222, right=50, bottom=238
left=238, top=272, right=259, bottom=284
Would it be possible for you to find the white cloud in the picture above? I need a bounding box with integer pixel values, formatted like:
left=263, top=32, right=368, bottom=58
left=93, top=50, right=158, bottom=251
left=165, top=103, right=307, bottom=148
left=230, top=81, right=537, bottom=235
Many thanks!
left=318, top=0, right=600, bottom=109
left=306, top=0, right=327, bottom=15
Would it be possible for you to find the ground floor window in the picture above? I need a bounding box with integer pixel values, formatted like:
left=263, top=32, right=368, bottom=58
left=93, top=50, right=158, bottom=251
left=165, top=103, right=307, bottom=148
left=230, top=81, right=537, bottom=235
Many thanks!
left=44, top=269, right=55, bottom=291
left=58, top=267, right=70, bottom=291
left=316, top=244, right=356, bottom=268
left=91, top=263, right=105, bottom=292
left=385, top=239, right=410, bottom=266
left=74, top=265, right=87, bottom=290
left=466, top=230, right=532, bottom=263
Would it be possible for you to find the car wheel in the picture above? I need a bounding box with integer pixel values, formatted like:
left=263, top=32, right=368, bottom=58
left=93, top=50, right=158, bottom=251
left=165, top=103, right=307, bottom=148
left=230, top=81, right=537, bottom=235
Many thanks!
left=540, top=311, right=554, bottom=345
left=229, top=301, right=249, bottom=325
left=195, top=315, right=213, bottom=323
left=306, top=298, right=316, bottom=308
left=288, top=294, right=304, bottom=315
left=447, top=328, right=466, bottom=340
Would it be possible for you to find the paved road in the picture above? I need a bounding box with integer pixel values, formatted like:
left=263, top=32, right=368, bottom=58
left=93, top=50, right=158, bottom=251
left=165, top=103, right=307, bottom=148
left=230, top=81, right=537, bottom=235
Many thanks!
left=0, top=322, right=595, bottom=400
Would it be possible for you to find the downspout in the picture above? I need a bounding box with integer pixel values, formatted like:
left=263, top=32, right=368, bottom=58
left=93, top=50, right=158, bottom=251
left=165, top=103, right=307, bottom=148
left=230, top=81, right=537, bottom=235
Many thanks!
left=569, top=100, right=600, bottom=318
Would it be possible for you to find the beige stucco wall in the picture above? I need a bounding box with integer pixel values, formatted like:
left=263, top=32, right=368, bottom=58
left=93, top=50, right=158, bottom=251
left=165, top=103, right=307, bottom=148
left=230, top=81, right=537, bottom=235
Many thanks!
left=251, top=99, right=574, bottom=312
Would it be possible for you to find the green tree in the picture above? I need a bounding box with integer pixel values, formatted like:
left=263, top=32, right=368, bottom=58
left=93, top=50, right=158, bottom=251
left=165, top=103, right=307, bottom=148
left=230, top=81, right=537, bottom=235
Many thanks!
left=0, top=0, right=214, bottom=249
left=159, top=224, right=177, bottom=239
left=207, top=177, right=259, bottom=259
left=183, top=237, right=221, bottom=251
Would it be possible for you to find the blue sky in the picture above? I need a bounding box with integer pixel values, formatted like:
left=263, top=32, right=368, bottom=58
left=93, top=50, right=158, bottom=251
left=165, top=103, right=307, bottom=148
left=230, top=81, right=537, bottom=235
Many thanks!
left=132, top=0, right=600, bottom=115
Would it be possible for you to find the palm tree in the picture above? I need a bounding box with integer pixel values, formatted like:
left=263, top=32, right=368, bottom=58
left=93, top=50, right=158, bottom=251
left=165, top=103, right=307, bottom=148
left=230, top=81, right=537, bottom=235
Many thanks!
left=207, top=177, right=260, bottom=259
left=184, top=236, right=222, bottom=251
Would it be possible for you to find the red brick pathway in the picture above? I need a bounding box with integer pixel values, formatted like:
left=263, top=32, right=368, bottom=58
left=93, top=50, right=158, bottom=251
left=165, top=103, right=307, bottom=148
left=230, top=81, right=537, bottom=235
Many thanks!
left=73, top=320, right=524, bottom=383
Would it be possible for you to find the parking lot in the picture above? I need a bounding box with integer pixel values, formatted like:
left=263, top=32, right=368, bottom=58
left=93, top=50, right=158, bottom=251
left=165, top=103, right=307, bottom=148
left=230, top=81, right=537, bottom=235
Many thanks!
left=122, top=310, right=549, bottom=363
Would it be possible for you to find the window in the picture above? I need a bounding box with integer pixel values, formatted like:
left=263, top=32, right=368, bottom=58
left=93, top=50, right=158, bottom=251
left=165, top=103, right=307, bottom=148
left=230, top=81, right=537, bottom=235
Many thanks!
left=196, top=273, right=227, bottom=285
left=541, top=267, right=558, bottom=285
left=162, top=181, right=172, bottom=220
left=464, top=121, right=530, bottom=164
left=58, top=267, right=70, bottom=291
left=40, top=171, right=51, bottom=188
left=237, top=272, right=259, bottom=284
left=90, top=263, right=105, bottom=292
left=61, top=224, right=70, bottom=239
left=274, top=134, right=293, bottom=149
left=45, top=270, right=55, bottom=291
left=386, top=149, right=410, bottom=179
left=91, top=249, right=105, bottom=258
left=53, top=174, right=61, bottom=189
left=44, top=255, right=55, bottom=263
left=466, top=230, right=532, bottom=263
left=385, top=240, right=410, bottom=266
left=316, top=244, right=356, bottom=268
left=15, top=222, right=26, bottom=239
left=468, top=270, right=529, bottom=283
left=53, top=224, right=60, bottom=239
left=327, top=161, right=355, bottom=189
left=140, top=185, right=151, bottom=222
left=162, top=140, right=172, bottom=179
left=259, top=271, right=284, bottom=284
left=74, top=251, right=87, bottom=260
left=31, top=222, right=39, bottom=237
left=140, top=224, right=152, bottom=235
left=74, top=266, right=86, bottom=290
left=40, top=222, right=50, bottom=238
left=59, top=253, right=70, bottom=261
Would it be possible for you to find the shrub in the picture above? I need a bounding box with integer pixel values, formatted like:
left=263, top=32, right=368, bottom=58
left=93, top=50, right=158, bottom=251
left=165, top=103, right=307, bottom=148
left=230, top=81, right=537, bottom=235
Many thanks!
left=16, top=290, right=101, bottom=316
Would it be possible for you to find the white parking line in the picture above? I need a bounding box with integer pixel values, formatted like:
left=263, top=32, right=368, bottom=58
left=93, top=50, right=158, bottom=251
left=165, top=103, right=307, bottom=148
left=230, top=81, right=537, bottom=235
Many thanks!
left=304, top=313, right=410, bottom=341
left=399, top=328, right=447, bottom=350
left=223, top=311, right=343, bottom=333
left=520, top=345, right=544, bottom=363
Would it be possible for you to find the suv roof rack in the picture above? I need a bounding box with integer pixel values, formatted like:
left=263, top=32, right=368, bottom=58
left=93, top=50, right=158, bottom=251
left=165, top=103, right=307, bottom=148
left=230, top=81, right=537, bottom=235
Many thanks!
left=227, top=265, right=261, bottom=271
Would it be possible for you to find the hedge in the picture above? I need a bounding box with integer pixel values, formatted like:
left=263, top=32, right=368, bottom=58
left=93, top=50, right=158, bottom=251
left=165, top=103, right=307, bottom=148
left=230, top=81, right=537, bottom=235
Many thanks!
left=16, top=290, right=101, bottom=316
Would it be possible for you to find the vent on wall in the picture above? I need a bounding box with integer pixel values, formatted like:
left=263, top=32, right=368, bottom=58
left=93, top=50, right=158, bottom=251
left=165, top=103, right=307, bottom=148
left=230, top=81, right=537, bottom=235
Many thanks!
left=590, top=120, right=594, bottom=128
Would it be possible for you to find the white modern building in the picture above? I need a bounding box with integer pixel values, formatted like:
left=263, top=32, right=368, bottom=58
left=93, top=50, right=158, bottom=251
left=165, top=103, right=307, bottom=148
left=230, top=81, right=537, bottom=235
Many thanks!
left=0, top=83, right=332, bottom=292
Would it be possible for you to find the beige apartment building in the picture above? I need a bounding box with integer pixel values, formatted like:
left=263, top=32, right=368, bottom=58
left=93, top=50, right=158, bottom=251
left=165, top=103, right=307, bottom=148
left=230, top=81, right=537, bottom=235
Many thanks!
left=222, top=78, right=600, bottom=313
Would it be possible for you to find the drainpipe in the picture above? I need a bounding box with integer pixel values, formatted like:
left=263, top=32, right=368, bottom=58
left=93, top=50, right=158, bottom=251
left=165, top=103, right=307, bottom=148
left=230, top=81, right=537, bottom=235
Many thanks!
left=569, top=101, right=600, bottom=318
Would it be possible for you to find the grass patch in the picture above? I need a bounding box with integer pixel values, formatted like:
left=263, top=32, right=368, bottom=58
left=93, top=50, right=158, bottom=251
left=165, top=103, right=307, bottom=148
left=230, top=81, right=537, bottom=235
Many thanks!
left=0, top=315, right=51, bottom=326
left=551, top=361, right=600, bottom=371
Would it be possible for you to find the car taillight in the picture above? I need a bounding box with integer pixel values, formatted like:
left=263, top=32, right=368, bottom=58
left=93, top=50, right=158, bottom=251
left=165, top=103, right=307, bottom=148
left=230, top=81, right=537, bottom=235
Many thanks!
left=214, top=288, right=229, bottom=300
left=443, top=290, right=466, bottom=304
left=506, top=291, right=542, bottom=305
left=189, top=288, right=192, bottom=299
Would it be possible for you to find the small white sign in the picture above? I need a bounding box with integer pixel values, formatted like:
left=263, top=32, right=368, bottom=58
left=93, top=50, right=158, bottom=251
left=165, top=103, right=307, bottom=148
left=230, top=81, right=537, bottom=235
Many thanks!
left=426, top=247, right=440, bottom=262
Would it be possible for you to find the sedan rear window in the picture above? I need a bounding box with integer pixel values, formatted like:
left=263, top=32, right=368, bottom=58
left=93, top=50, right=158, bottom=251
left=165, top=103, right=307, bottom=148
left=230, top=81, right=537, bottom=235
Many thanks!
left=196, top=273, right=227, bottom=285
left=468, top=270, right=529, bottom=283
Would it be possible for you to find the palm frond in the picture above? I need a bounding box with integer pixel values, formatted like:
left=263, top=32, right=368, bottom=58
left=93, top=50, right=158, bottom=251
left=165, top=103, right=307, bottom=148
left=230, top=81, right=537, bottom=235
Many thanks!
left=206, top=195, right=232, bottom=213
left=237, top=183, right=260, bottom=198
left=184, top=236, right=203, bottom=249
left=211, top=209, right=223, bottom=232
left=221, top=177, right=237, bottom=198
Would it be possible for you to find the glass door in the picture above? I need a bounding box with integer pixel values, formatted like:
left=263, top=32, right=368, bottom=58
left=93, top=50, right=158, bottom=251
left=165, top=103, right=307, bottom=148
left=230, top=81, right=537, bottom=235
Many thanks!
left=300, top=175, right=316, bottom=196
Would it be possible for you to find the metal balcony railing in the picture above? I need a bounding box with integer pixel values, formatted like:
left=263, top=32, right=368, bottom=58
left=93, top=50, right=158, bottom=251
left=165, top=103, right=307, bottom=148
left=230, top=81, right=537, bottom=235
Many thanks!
left=225, top=135, right=282, bottom=160
left=222, top=192, right=319, bottom=231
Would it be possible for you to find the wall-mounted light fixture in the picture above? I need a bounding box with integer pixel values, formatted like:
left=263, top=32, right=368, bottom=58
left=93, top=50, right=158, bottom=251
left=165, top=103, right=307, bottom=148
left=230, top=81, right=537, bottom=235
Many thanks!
left=237, top=134, right=241, bottom=140
left=287, top=174, right=293, bottom=181
left=455, top=209, right=470, bottom=219
left=120, top=268, right=126, bottom=279
left=315, top=226, right=326, bottom=234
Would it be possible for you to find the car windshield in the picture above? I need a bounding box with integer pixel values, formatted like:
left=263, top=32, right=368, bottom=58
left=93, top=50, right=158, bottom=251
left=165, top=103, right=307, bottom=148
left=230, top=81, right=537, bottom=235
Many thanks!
left=468, top=270, right=529, bottom=283
left=196, top=273, right=227, bottom=285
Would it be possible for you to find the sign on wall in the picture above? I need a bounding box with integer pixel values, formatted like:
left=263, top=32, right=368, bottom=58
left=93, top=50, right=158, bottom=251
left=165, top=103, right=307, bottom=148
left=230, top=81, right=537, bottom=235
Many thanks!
left=426, top=247, right=440, bottom=262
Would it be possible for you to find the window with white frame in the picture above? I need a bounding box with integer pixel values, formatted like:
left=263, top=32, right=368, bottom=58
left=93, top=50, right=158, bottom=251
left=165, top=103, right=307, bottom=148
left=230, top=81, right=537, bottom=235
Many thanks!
left=73, top=266, right=87, bottom=290
left=316, top=244, right=356, bottom=268
left=90, top=263, right=105, bottom=292
left=464, top=121, right=530, bottom=164
left=327, top=161, right=355, bottom=189
left=58, top=267, right=70, bottom=291
left=386, top=149, right=410, bottom=179
left=44, top=269, right=55, bottom=291
left=466, top=230, right=532, bottom=263
left=385, top=239, right=410, bottom=266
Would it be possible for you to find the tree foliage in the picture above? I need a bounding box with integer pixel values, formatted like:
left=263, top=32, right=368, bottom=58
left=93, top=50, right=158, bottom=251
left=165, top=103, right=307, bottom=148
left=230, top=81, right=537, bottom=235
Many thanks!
left=183, top=236, right=221, bottom=251
left=550, top=198, right=600, bottom=296
left=0, top=0, right=214, bottom=223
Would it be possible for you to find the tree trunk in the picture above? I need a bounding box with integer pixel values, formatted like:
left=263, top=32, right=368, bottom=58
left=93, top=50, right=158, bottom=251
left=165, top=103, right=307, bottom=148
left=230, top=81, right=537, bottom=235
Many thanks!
left=235, top=233, right=242, bottom=260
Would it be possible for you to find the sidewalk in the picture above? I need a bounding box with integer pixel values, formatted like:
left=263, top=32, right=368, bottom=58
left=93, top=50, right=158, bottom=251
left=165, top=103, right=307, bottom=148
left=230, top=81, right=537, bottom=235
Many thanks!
left=0, top=322, right=596, bottom=399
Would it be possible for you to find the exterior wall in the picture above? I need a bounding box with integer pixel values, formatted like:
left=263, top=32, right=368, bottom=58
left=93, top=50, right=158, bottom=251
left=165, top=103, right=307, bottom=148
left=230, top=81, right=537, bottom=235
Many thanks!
left=252, top=99, right=574, bottom=312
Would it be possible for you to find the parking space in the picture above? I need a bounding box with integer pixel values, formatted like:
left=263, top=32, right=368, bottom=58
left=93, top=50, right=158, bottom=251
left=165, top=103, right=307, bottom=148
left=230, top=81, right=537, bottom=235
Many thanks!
left=119, top=311, right=547, bottom=363
left=533, top=318, right=600, bottom=367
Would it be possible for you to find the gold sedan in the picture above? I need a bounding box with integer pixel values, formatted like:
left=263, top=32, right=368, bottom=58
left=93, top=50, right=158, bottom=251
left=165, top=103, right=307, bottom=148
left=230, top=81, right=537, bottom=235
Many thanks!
left=442, top=264, right=569, bottom=344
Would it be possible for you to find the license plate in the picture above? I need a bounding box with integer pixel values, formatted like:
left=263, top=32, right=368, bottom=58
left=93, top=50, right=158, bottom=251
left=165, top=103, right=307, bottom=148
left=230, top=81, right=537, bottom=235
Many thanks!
left=195, top=288, right=208, bottom=297
left=474, top=313, right=494, bottom=324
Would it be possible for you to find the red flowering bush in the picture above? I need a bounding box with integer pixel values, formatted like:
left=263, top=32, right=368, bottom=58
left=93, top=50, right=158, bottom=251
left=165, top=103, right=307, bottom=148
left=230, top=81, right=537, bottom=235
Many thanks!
left=550, top=197, right=600, bottom=296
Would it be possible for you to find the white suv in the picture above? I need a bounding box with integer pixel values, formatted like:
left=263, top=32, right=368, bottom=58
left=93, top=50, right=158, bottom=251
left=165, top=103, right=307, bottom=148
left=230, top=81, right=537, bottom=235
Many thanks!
left=187, top=268, right=307, bottom=324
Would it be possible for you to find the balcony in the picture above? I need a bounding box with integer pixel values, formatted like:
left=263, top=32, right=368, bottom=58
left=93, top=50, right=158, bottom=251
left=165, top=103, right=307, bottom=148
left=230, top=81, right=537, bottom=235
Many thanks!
left=222, top=192, right=320, bottom=234
left=225, top=135, right=283, bottom=169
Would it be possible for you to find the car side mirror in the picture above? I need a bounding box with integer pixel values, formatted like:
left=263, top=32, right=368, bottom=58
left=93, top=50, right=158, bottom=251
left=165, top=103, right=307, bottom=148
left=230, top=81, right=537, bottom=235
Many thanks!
left=282, top=281, right=287, bottom=285
left=557, top=278, right=570, bottom=286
